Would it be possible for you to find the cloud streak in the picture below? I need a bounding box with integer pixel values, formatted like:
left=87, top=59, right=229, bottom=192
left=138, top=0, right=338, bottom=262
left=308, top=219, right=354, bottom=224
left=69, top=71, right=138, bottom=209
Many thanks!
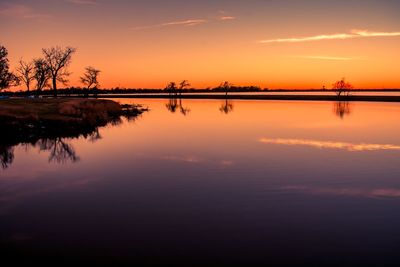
left=132, top=12, right=235, bottom=31
left=219, top=16, right=236, bottom=21
left=259, top=137, right=400, bottom=152
left=132, top=19, right=207, bottom=30
left=260, top=29, right=400, bottom=44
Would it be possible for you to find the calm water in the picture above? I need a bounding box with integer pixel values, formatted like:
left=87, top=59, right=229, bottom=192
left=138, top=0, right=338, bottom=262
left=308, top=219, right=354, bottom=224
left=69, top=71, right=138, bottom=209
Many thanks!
left=97, top=91, right=400, bottom=96
left=1, top=99, right=400, bottom=266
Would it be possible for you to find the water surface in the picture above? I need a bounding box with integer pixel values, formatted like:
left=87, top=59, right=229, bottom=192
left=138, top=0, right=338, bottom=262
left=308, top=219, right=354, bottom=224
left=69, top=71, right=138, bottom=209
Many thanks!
left=1, top=99, right=400, bottom=266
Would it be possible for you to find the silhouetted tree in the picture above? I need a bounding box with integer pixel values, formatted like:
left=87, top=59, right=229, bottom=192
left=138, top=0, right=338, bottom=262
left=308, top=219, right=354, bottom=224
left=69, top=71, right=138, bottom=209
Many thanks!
left=33, top=58, right=51, bottom=96
left=179, top=80, right=190, bottom=96
left=42, top=46, right=76, bottom=97
left=332, top=78, right=353, bottom=97
left=16, top=59, right=35, bottom=93
left=166, top=82, right=177, bottom=96
left=0, top=45, right=18, bottom=90
left=80, top=66, right=101, bottom=97
left=220, top=81, right=233, bottom=96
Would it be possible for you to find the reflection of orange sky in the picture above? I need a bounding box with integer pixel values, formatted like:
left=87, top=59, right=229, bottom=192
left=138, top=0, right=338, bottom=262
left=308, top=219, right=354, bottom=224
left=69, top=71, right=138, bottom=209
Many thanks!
left=97, top=99, right=400, bottom=152
left=259, top=138, right=400, bottom=152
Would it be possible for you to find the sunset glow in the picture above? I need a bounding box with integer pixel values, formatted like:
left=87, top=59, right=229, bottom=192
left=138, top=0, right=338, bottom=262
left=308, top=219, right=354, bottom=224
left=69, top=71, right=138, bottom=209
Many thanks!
left=1, top=0, right=400, bottom=89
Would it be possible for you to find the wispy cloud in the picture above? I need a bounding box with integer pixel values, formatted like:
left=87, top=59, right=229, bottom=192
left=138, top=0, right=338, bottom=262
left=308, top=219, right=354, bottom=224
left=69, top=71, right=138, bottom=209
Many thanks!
left=132, top=19, right=207, bottom=30
left=259, top=137, right=400, bottom=152
left=0, top=3, right=50, bottom=19
left=132, top=11, right=236, bottom=31
left=67, top=0, right=98, bottom=5
left=260, top=29, right=400, bottom=44
left=219, top=16, right=236, bottom=21
left=290, top=55, right=356, bottom=61
left=217, top=10, right=236, bottom=21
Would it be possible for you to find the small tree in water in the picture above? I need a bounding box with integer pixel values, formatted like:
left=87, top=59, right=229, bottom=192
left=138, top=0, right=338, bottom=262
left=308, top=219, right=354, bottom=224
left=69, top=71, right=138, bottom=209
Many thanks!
left=220, top=81, right=233, bottom=96
left=332, top=78, right=353, bottom=97
left=80, top=66, right=101, bottom=97
left=166, top=82, right=177, bottom=96
left=179, top=80, right=190, bottom=96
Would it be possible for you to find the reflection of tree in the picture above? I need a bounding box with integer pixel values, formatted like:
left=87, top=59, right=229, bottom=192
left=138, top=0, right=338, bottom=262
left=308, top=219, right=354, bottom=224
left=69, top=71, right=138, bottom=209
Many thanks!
left=36, top=138, right=80, bottom=164
left=334, top=101, right=352, bottom=119
left=219, top=98, right=234, bottom=114
left=0, top=146, right=14, bottom=169
left=166, top=98, right=191, bottom=116
left=88, top=129, right=102, bottom=143
left=178, top=98, right=190, bottom=116
left=166, top=98, right=179, bottom=113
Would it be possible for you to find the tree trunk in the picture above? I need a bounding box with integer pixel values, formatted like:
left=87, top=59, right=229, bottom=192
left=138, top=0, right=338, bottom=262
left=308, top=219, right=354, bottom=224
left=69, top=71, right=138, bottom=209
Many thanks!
left=53, top=78, right=57, bottom=97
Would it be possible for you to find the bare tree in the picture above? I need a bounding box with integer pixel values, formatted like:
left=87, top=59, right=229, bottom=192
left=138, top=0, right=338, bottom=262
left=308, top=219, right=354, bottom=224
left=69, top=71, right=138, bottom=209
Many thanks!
left=165, top=82, right=177, bottom=96
left=42, top=46, right=76, bottom=97
left=332, top=78, right=353, bottom=97
left=80, top=66, right=100, bottom=97
left=179, top=80, right=190, bottom=96
left=0, top=45, right=18, bottom=90
left=16, top=59, right=35, bottom=93
left=33, top=58, right=51, bottom=96
left=220, top=81, right=233, bottom=96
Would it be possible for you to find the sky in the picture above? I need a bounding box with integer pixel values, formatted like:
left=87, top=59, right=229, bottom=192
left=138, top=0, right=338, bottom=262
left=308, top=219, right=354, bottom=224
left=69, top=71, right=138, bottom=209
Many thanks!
left=1, top=0, right=400, bottom=89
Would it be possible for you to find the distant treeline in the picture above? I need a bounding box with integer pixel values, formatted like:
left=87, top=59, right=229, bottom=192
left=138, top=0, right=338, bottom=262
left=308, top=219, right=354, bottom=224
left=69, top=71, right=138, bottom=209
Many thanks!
left=6, top=85, right=266, bottom=96
left=5, top=87, right=400, bottom=96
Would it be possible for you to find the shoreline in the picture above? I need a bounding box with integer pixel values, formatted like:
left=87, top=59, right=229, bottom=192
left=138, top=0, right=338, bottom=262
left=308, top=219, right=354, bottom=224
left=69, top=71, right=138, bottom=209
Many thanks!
left=0, top=99, right=146, bottom=147
left=94, top=94, right=400, bottom=103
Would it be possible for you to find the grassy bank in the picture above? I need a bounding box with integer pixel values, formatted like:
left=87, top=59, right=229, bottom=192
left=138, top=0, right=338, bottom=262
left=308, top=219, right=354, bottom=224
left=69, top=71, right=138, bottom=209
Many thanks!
left=0, top=98, right=146, bottom=146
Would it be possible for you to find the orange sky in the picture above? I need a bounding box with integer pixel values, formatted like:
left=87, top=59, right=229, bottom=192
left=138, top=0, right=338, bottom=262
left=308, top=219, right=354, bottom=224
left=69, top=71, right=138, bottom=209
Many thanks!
left=1, top=0, right=400, bottom=89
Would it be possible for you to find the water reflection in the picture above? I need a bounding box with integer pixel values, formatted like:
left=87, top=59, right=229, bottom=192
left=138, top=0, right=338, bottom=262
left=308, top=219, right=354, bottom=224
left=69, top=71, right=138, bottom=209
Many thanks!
left=259, top=137, right=400, bottom=151
left=36, top=138, right=80, bottom=164
left=219, top=98, right=234, bottom=114
left=166, top=98, right=179, bottom=113
left=165, top=97, right=191, bottom=115
left=333, top=101, right=352, bottom=119
left=2, top=99, right=400, bottom=266
left=0, top=146, right=14, bottom=169
left=1, top=137, right=82, bottom=170
left=0, top=120, right=124, bottom=169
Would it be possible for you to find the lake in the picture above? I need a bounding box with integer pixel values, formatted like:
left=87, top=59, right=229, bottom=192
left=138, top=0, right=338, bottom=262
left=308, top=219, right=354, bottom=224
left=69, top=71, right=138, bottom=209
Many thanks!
left=1, top=99, right=400, bottom=266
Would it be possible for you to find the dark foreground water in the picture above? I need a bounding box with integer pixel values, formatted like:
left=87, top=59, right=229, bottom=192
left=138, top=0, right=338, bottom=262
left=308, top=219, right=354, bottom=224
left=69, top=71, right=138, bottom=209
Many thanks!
left=1, top=99, right=400, bottom=266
